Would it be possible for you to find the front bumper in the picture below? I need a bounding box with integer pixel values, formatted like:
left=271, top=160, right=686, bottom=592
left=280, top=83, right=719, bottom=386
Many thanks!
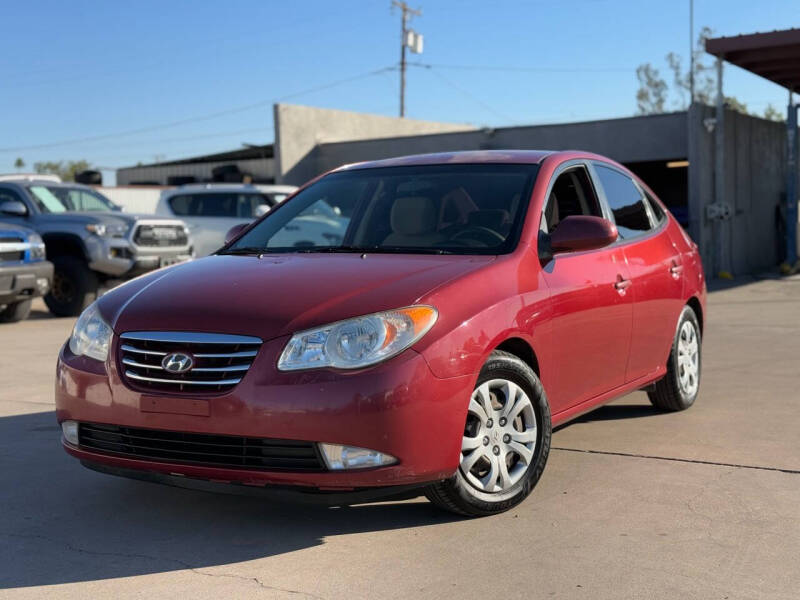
left=89, top=241, right=193, bottom=278
left=0, top=260, right=53, bottom=304
left=55, top=337, right=474, bottom=491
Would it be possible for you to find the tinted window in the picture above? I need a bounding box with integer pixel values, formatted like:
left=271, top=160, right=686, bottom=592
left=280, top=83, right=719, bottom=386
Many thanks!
left=594, top=166, right=652, bottom=239
left=169, top=193, right=272, bottom=218
left=645, top=191, right=667, bottom=224
left=227, top=164, right=538, bottom=255
left=542, top=167, right=603, bottom=233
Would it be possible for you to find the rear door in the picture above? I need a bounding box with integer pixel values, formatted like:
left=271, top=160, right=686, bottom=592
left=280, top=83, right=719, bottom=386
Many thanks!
left=591, top=163, right=684, bottom=382
left=539, top=163, right=633, bottom=413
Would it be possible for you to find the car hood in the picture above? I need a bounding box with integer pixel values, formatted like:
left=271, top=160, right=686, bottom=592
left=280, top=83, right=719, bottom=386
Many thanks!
left=103, top=253, right=495, bottom=340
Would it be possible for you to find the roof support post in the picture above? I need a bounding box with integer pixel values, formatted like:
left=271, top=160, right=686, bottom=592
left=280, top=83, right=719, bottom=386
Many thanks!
left=786, top=92, right=798, bottom=266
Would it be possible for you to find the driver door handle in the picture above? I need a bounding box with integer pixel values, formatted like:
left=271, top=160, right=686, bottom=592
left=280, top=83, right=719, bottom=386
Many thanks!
left=670, top=262, right=684, bottom=278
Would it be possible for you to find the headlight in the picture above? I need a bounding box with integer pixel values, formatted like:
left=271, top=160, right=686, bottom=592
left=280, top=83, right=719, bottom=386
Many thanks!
left=278, top=305, right=437, bottom=371
left=86, top=223, right=128, bottom=237
left=28, top=233, right=46, bottom=260
left=69, top=302, right=113, bottom=362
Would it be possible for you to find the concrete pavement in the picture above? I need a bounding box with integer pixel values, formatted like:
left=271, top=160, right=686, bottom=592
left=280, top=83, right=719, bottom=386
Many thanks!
left=0, top=281, right=798, bottom=599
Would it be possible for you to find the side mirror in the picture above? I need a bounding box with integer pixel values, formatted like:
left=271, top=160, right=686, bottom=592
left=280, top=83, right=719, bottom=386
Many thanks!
left=549, top=215, right=618, bottom=253
left=254, top=204, right=270, bottom=217
left=225, top=223, right=249, bottom=245
left=0, top=200, right=28, bottom=217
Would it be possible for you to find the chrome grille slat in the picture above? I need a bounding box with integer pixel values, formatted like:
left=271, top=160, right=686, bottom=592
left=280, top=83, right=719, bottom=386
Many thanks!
left=122, top=357, right=251, bottom=372
left=125, top=371, right=243, bottom=386
left=119, top=331, right=262, bottom=394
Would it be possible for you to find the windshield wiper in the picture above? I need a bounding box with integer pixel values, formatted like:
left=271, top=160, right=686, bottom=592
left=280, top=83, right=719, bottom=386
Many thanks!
left=293, top=245, right=455, bottom=255
left=218, top=246, right=265, bottom=255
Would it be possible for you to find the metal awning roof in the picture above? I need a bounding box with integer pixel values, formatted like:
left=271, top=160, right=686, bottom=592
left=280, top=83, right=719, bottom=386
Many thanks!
left=706, top=28, right=800, bottom=91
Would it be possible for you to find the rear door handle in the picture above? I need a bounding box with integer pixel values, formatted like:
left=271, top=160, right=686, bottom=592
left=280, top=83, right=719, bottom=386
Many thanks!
left=614, top=275, right=632, bottom=294
left=670, top=262, right=684, bottom=278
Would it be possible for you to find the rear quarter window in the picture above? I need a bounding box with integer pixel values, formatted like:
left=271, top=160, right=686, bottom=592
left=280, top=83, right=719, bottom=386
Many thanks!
left=594, top=165, right=653, bottom=239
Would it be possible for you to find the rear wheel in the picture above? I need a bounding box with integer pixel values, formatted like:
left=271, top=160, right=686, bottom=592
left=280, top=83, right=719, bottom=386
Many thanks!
left=44, top=256, right=98, bottom=317
left=0, top=299, right=32, bottom=323
left=648, top=305, right=701, bottom=411
left=425, top=350, right=551, bottom=516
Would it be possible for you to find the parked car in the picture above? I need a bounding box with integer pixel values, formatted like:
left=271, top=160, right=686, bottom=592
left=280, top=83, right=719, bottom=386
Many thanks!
left=0, top=222, right=53, bottom=322
left=55, top=151, right=706, bottom=516
left=155, top=183, right=347, bottom=256
left=0, top=178, right=194, bottom=316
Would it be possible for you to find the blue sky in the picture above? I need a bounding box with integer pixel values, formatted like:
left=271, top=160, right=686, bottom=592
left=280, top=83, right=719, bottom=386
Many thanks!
left=1, top=0, right=797, bottom=180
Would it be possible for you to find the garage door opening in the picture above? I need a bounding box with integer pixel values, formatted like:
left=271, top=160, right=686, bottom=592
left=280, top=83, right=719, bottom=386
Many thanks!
left=624, top=158, right=689, bottom=228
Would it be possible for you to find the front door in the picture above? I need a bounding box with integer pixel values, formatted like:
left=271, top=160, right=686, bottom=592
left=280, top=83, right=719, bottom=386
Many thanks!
left=539, top=165, right=633, bottom=413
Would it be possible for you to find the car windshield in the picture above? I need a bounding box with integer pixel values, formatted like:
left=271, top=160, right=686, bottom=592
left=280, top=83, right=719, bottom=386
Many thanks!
left=29, top=185, right=118, bottom=213
left=224, top=164, right=538, bottom=255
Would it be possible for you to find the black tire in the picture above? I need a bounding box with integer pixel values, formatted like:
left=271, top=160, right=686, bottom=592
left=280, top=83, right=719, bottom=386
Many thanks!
left=648, top=305, right=702, bottom=411
left=425, top=350, right=551, bottom=517
left=0, top=299, right=32, bottom=323
left=44, top=256, right=98, bottom=317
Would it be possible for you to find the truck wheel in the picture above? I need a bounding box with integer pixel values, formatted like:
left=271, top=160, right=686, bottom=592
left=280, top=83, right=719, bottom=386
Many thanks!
left=45, top=257, right=98, bottom=317
left=0, top=299, right=32, bottom=323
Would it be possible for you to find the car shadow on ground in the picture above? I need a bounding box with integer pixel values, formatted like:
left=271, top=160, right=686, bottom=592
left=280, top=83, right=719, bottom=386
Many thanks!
left=0, top=410, right=460, bottom=590
left=553, top=401, right=663, bottom=433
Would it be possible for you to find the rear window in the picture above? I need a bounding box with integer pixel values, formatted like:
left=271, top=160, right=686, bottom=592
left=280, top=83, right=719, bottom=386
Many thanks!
left=169, top=192, right=273, bottom=218
left=594, top=165, right=653, bottom=239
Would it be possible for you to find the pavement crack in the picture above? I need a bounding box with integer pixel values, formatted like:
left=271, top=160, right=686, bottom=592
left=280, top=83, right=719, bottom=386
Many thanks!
left=1, top=532, right=324, bottom=599
left=551, top=447, right=800, bottom=474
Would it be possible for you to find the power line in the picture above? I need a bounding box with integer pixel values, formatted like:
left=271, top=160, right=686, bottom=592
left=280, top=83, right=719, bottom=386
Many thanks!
left=0, top=66, right=396, bottom=154
left=408, top=61, right=633, bottom=73
left=424, top=66, right=516, bottom=123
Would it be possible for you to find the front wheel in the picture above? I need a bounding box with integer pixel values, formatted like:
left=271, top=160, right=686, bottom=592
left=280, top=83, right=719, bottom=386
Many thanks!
left=44, top=256, right=98, bottom=317
left=648, top=305, right=702, bottom=411
left=425, top=350, right=551, bottom=516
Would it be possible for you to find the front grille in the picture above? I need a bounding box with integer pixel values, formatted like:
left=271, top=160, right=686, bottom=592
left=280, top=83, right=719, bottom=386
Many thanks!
left=0, top=237, right=25, bottom=262
left=133, top=224, right=188, bottom=247
left=78, top=423, right=325, bottom=471
left=119, top=331, right=262, bottom=394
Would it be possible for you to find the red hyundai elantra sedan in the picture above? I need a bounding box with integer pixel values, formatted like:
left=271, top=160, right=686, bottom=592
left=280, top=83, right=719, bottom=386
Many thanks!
left=56, top=150, right=705, bottom=516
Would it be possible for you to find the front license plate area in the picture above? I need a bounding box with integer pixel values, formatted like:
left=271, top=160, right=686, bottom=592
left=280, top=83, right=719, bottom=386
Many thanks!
left=140, top=396, right=209, bottom=417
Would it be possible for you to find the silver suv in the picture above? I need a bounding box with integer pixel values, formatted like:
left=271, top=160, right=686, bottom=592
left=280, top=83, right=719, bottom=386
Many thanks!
left=0, top=178, right=193, bottom=316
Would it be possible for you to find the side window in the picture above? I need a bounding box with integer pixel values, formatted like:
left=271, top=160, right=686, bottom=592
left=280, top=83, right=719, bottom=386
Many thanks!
left=169, top=194, right=238, bottom=217
left=542, top=166, right=603, bottom=233
left=0, top=187, right=26, bottom=207
left=594, top=165, right=653, bottom=239
left=67, top=190, right=108, bottom=211
left=644, top=191, right=667, bottom=224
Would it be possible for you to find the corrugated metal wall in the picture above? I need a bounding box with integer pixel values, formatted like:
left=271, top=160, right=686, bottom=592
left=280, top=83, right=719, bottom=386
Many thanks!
left=117, top=158, right=275, bottom=185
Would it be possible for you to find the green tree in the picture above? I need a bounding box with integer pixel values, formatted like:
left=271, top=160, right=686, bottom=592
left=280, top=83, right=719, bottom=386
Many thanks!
left=637, top=26, right=753, bottom=116
left=13, top=157, right=25, bottom=171
left=33, top=160, right=91, bottom=182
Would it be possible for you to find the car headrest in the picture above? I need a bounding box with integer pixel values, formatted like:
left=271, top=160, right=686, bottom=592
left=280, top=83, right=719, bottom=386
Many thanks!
left=467, top=209, right=511, bottom=232
left=390, top=196, right=437, bottom=235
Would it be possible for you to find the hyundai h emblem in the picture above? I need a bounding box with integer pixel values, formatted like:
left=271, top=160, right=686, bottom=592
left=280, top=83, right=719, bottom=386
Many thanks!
left=162, top=352, right=194, bottom=373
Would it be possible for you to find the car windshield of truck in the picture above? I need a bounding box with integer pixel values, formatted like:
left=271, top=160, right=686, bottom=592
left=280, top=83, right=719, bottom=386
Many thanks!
left=223, top=164, right=538, bottom=256
left=29, top=185, right=117, bottom=213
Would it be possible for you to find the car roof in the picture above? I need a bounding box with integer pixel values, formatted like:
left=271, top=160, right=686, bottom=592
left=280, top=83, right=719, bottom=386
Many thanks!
left=334, top=150, right=617, bottom=172
left=162, top=183, right=266, bottom=196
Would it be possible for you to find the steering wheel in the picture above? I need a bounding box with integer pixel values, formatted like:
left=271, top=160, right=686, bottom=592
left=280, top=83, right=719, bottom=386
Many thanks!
left=450, top=225, right=506, bottom=247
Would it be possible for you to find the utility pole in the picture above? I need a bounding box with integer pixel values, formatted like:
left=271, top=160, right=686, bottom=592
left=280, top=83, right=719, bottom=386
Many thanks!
left=392, top=1, right=422, bottom=118
left=689, top=0, right=694, bottom=103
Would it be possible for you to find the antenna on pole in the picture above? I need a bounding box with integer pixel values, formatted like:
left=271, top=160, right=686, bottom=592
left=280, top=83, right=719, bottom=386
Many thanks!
left=391, top=1, right=422, bottom=118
